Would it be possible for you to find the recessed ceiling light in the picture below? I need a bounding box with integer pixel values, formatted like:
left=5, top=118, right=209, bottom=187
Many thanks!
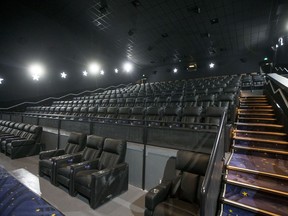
left=83, top=70, right=88, bottom=76
left=28, top=63, right=44, bottom=80
left=100, top=70, right=105, bottom=75
left=173, top=68, right=178, bottom=73
left=61, top=72, right=67, bottom=79
left=114, top=68, right=118, bottom=73
left=88, top=62, right=100, bottom=74
left=0, top=78, right=4, bottom=84
left=161, top=33, right=168, bottom=38
left=209, top=62, right=215, bottom=69
left=123, top=62, right=133, bottom=73
left=210, top=18, right=219, bottom=24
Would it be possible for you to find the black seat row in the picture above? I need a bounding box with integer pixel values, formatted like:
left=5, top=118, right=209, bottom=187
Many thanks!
left=39, top=132, right=128, bottom=209
left=0, top=120, right=42, bottom=159
left=26, top=106, right=226, bottom=129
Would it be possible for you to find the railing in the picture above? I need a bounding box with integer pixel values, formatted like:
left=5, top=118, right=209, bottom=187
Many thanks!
left=0, top=83, right=132, bottom=111
left=200, top=111, right=226, bottom=216
left=265, top=73, right=288, bottom=132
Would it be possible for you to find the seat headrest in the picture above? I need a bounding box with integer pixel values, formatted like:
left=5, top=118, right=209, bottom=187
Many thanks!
left=205, top=107, right=226, bottom=117
left=68, top=132, right=87, bottom=145
left=23, top=124, right=32, bottom=132
left=86, top=135, right=105, bottom=150
left=217, top=94, right=235, bottom=101
left=103, top=138, right=126, bottom=155
left=18, top=123, right=26, bottom=130
left=29, top=125, right=42, bottom=133
left=182, top=107, right=202, bottom=116
left=176, top=151, right=210, bottom=176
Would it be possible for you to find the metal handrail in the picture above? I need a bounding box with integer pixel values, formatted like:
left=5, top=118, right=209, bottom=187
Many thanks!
left=200, top=111, right=226, bottom=216
left=0, top=83, right=132, bottom=111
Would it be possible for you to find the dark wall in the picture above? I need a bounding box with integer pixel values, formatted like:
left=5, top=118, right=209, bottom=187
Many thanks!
left=143, top=52, right=265, bottom=83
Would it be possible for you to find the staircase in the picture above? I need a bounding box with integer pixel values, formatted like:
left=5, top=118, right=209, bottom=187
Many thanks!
left=220, top=94, right=288, bottom=216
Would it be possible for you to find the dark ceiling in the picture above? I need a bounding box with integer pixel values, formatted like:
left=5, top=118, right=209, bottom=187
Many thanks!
left=0, top=0, right=287, bottom=103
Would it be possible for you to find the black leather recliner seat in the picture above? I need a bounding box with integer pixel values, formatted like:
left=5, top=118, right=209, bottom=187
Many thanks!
left=145, top=150, right=210, bottom=216
left=38, top=132, right=86, bottom=183
left=55, top=135, right=105, bottom=192
left=5, top=125, right=42, bottom=159
left=70, top=138, right=128, bottom=209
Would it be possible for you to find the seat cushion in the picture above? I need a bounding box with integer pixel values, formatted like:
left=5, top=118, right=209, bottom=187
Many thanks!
left=57, top=166, right=72, bottom=178
left=39, top=159, right=53, bottom=168
left=75, top=169, right=99, bottom=188
left=154, top=198, right=199, bottom=216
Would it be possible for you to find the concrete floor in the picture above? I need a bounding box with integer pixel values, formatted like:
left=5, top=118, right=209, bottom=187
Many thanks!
left=0, top=155, right=146, bottom=216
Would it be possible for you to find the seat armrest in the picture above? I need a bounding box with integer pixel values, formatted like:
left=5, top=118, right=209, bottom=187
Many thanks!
left=54, top=153, right=83, bottom=167
left=91, top=163, right=128, bottom=180
left=71, top=159, right=99, bottom=172
left=39, top=149, right=65, bottom=159
left=89, top=163, right=129, bottom=209
left=11, top=139, right=35, bottom=147
left=145, top=181, right=172, bottom=211
left=4, top=137, right=23, bottom=143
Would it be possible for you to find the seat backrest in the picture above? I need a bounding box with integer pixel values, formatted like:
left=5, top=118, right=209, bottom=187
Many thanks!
left=64, top=132, right=87, bottom=154
left=98, top=138, right=127, bottom=170
left=204, top=107, right=226, bottom=129
left=172, top=151, right=209, bottom=205
left=181, top=107, right=202, bottom=124
left=82, top=135, right=105, bottom=161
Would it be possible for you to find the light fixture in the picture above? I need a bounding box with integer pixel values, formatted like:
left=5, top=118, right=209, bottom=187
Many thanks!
left=83, top=70, right=88, bottom=76
left=100, top=70, right=105, bottom=75
left=264, top=57, right=268, bottom=61
left=0, top=78, right=3, bottom=84
left=276, top=44, right=279, bottom=48
left=88, top=62, right=100, bottom=74
left=114, top=68, right=119, bottom=73
left=123, top=62, right=133, bottom=73
left=28, top=63, right=45, bottom=81
left=61, top=72, right=67, bottom=79
left=173, top=68, right=178, bottom=73
left=209, top=62, right=215, bottom=68
left=32, top=75, right=40, bottom=81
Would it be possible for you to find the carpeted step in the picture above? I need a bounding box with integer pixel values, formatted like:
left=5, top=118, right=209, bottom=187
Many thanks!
left=238, top=109, right=274, bottom=113
left=225, top=170, right=288, bottom=197
left=237, top=113, right=275, bottom=116
left=233, top=139, right=288, bottom=152
left=222, top=184, right=288, bottom=216
left=235, top=122, right=284, bottom=132
left=237, top=117, right=277, bottom=123
left=227, top=153, right=288, bottom=180
left=239, top=103, right=270, bottom=107
left=233, top=144, right=288, bottom=156
left=239, top=105, right=272, bottom=109
left=233, top=136, right=288, bottom=144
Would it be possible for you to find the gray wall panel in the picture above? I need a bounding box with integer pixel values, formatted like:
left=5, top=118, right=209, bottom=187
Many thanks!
left=145, top=146, right=177, bottom=190
left=23, top=116, right=38, bottom=125
left=11, top=114, right=22, bottom=123
left=126, top=142, right=144, bottom=188
left=61, top=120, right=90, bottom=134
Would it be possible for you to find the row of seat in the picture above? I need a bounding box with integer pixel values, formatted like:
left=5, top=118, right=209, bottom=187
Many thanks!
left=0, top=120, right=42, bottom=159
left=26, top=106, right=226, bottom=129
left=52, top=91, right=237, bottom=108
left=39, top=132, right=128, bottom=209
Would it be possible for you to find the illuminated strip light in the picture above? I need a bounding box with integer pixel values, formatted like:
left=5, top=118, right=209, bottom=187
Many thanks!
left=266, top=80, right=288, bottom=109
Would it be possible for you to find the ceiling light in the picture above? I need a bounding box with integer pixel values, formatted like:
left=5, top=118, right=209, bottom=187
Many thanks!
left=210, top=18, right=219, bottom=24
left=61, top=72, right=67, bottom=79
left=83, top=70, right=88, bottom=76
left=123, top=62, right=133, bottom=73
left=276, top=44, right=279, bottom=48
left=209, top=63, right=215, bottom=68
left=88, top=62, right=100, bottom=74
left=28, top=63, right=44, bottom=80
left=264, top=57, right=268, bottom=61
left=100, top=70, right=105, bottom=75
left=114, top=68, right=118, bottom=73
left=32, top=75, right=40, bottom=81
left=0, top=78, right=3, bottom=84
left=173, top=68, right=178, bottom=73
